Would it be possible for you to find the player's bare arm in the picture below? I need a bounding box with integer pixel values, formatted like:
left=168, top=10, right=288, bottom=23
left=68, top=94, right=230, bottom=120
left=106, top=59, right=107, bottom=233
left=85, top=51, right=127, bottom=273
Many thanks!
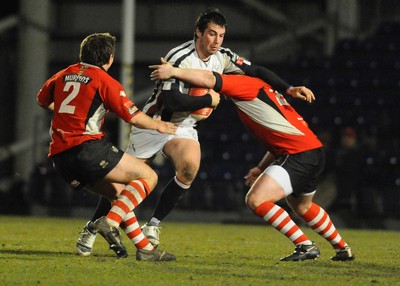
left=150, top=57, right=216, bottom=89
left=128, top=111, right=176, bottom=135
left=149, top=57, right=175, bottom=81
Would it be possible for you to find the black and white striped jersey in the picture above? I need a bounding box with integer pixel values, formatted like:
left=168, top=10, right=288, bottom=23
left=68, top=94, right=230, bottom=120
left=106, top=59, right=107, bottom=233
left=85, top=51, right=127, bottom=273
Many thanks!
left=142, top=40, right=250, bottom=127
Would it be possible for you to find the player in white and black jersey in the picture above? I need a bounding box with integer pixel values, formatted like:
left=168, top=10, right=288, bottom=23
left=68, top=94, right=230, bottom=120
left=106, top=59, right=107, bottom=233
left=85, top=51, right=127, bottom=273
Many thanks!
left=76, top=7, right=294, bottom=256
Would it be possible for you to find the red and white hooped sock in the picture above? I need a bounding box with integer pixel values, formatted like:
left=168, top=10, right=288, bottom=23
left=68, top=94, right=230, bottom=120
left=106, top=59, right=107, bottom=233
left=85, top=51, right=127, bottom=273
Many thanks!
left=302, top=203, right=347, bottom=250
left=254, top=201, right=312, bottom=246
left=121, top=211, right=154, bottom=250
left=106, top=179, right=150, bottom=227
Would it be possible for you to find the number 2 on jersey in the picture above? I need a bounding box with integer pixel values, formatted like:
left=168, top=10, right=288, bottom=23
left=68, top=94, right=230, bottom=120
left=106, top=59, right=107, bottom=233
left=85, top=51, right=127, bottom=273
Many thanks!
left=59, top=82, right=80, bottom=114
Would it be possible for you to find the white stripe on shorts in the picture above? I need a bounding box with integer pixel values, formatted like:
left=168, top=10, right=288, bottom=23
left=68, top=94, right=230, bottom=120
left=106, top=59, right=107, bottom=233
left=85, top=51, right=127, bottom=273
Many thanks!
left=264, top=165, right=293, bottom=196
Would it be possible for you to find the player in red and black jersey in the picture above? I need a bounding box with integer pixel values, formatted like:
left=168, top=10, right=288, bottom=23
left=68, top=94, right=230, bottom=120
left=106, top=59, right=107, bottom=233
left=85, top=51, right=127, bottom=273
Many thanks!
left=149, top=59, right=355, bottom=262
left=37, top=33, right=176, bottom=261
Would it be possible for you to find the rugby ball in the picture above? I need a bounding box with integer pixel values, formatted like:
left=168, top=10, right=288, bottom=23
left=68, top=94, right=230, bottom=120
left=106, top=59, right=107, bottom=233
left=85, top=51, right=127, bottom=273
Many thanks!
left=189, top=87, right=213, bottom=121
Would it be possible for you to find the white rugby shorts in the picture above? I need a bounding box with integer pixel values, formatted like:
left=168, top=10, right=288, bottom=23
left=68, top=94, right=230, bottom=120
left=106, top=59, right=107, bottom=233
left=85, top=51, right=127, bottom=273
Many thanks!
left=126, top=125, right=199, bottom=159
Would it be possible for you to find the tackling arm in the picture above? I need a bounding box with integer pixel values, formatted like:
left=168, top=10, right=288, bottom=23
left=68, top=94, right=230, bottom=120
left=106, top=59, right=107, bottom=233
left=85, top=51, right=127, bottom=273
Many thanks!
left=162, top=89, right=214, bottom=112
left=128, top=111, right=176, bottom=135
left=150, top=57, right=216, bottom=89
left=238, top=64, right=315, bottom=102
left=241, top=64, right=290, bottom=94
left=150, top=58, right=315, bottom=103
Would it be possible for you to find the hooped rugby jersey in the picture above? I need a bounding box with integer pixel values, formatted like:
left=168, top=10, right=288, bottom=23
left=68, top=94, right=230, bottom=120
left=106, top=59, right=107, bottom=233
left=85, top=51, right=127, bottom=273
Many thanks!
left=214, top=73, right=323, bottom=156
left=142, top=40, right=248, bottom=127
left=37, top=62, right=139, bottom=156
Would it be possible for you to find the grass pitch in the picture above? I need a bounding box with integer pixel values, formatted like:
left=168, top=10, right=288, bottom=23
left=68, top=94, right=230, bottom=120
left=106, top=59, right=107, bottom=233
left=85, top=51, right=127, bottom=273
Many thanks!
left=0, top=215, right=399, bottom=286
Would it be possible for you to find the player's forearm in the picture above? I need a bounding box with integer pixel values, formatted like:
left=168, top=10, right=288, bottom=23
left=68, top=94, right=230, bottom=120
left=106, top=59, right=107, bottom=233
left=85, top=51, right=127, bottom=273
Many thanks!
left=173, top=68, right=216, bottom=89
left=129, top=112, right=176, bottom=134
left=257, top=151, right=275, bottom=171
left=163, top=89, right=212, bottom=112
left=244, top=65, right=290, bottom=94
left=150, top=58, right=216, bottom=88
left=129, top=112, right=159, bottom=130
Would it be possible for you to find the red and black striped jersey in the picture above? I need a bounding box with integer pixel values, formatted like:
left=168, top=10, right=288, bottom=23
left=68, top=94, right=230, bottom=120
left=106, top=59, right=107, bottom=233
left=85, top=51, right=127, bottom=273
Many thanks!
left=37, top=62, right=139, bottom=156
left=215, top=74, right=323, bottom=156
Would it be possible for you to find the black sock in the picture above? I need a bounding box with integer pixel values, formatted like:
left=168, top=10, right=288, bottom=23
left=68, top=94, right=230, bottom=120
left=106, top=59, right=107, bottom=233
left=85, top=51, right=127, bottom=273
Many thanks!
left=151, top=177, right=188, bottom=221
left=90, top=196, right=111, bottom=222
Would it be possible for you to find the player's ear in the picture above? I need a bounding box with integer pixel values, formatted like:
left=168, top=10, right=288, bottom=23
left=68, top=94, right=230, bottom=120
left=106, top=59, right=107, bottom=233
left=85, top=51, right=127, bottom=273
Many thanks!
left=108, top=54, right=114, bottom=65
left=195, top=28, right=202, bottom=39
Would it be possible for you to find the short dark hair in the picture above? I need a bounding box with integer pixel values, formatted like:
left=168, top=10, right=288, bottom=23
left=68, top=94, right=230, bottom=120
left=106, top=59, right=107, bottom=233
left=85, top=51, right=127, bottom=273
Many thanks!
left=79, top=32, right=116, bottom=67
left=194, top=7, right=227, bottom=38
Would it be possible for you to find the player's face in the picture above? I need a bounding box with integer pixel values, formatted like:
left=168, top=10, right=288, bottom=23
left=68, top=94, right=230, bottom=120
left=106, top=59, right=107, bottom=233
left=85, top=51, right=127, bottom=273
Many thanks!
left=196, top=23, right=225, bottom=59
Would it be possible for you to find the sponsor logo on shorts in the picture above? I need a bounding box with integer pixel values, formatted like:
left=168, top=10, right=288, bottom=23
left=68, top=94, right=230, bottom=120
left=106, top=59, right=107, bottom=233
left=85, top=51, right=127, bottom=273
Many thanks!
left=111, top=146, right=119, bottom=153
left=99, top=160, right=109, bottom=169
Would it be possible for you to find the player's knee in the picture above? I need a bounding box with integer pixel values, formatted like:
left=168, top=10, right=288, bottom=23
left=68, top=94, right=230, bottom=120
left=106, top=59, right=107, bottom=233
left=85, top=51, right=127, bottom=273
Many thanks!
left=177, top=163, right=198, bottom=184
left=183, top=169, right=197, bottom=182
left=131, top=168, right=158, bottom=191
left=245, top=192, right=259, bottom=210
left=146, top=170, right=158, bottom=190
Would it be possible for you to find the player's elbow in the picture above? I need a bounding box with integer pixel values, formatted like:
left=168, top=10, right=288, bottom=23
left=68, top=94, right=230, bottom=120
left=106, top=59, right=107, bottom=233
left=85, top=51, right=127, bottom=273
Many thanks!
left=37, top=100, right=53, bottom=111
left=37, top=102, right=45, bottom=109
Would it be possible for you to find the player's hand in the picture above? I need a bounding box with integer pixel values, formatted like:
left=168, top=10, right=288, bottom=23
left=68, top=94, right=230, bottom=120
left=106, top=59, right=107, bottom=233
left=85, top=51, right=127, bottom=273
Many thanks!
left=287, top=86, right=315, bottom=103
left=149, top=57, right=174, bottom=81
left=208, top=89, right=220, bottom=108
left=244, top=167, right=262, bottom=187
left=154, top=116, right=177, bottom=135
